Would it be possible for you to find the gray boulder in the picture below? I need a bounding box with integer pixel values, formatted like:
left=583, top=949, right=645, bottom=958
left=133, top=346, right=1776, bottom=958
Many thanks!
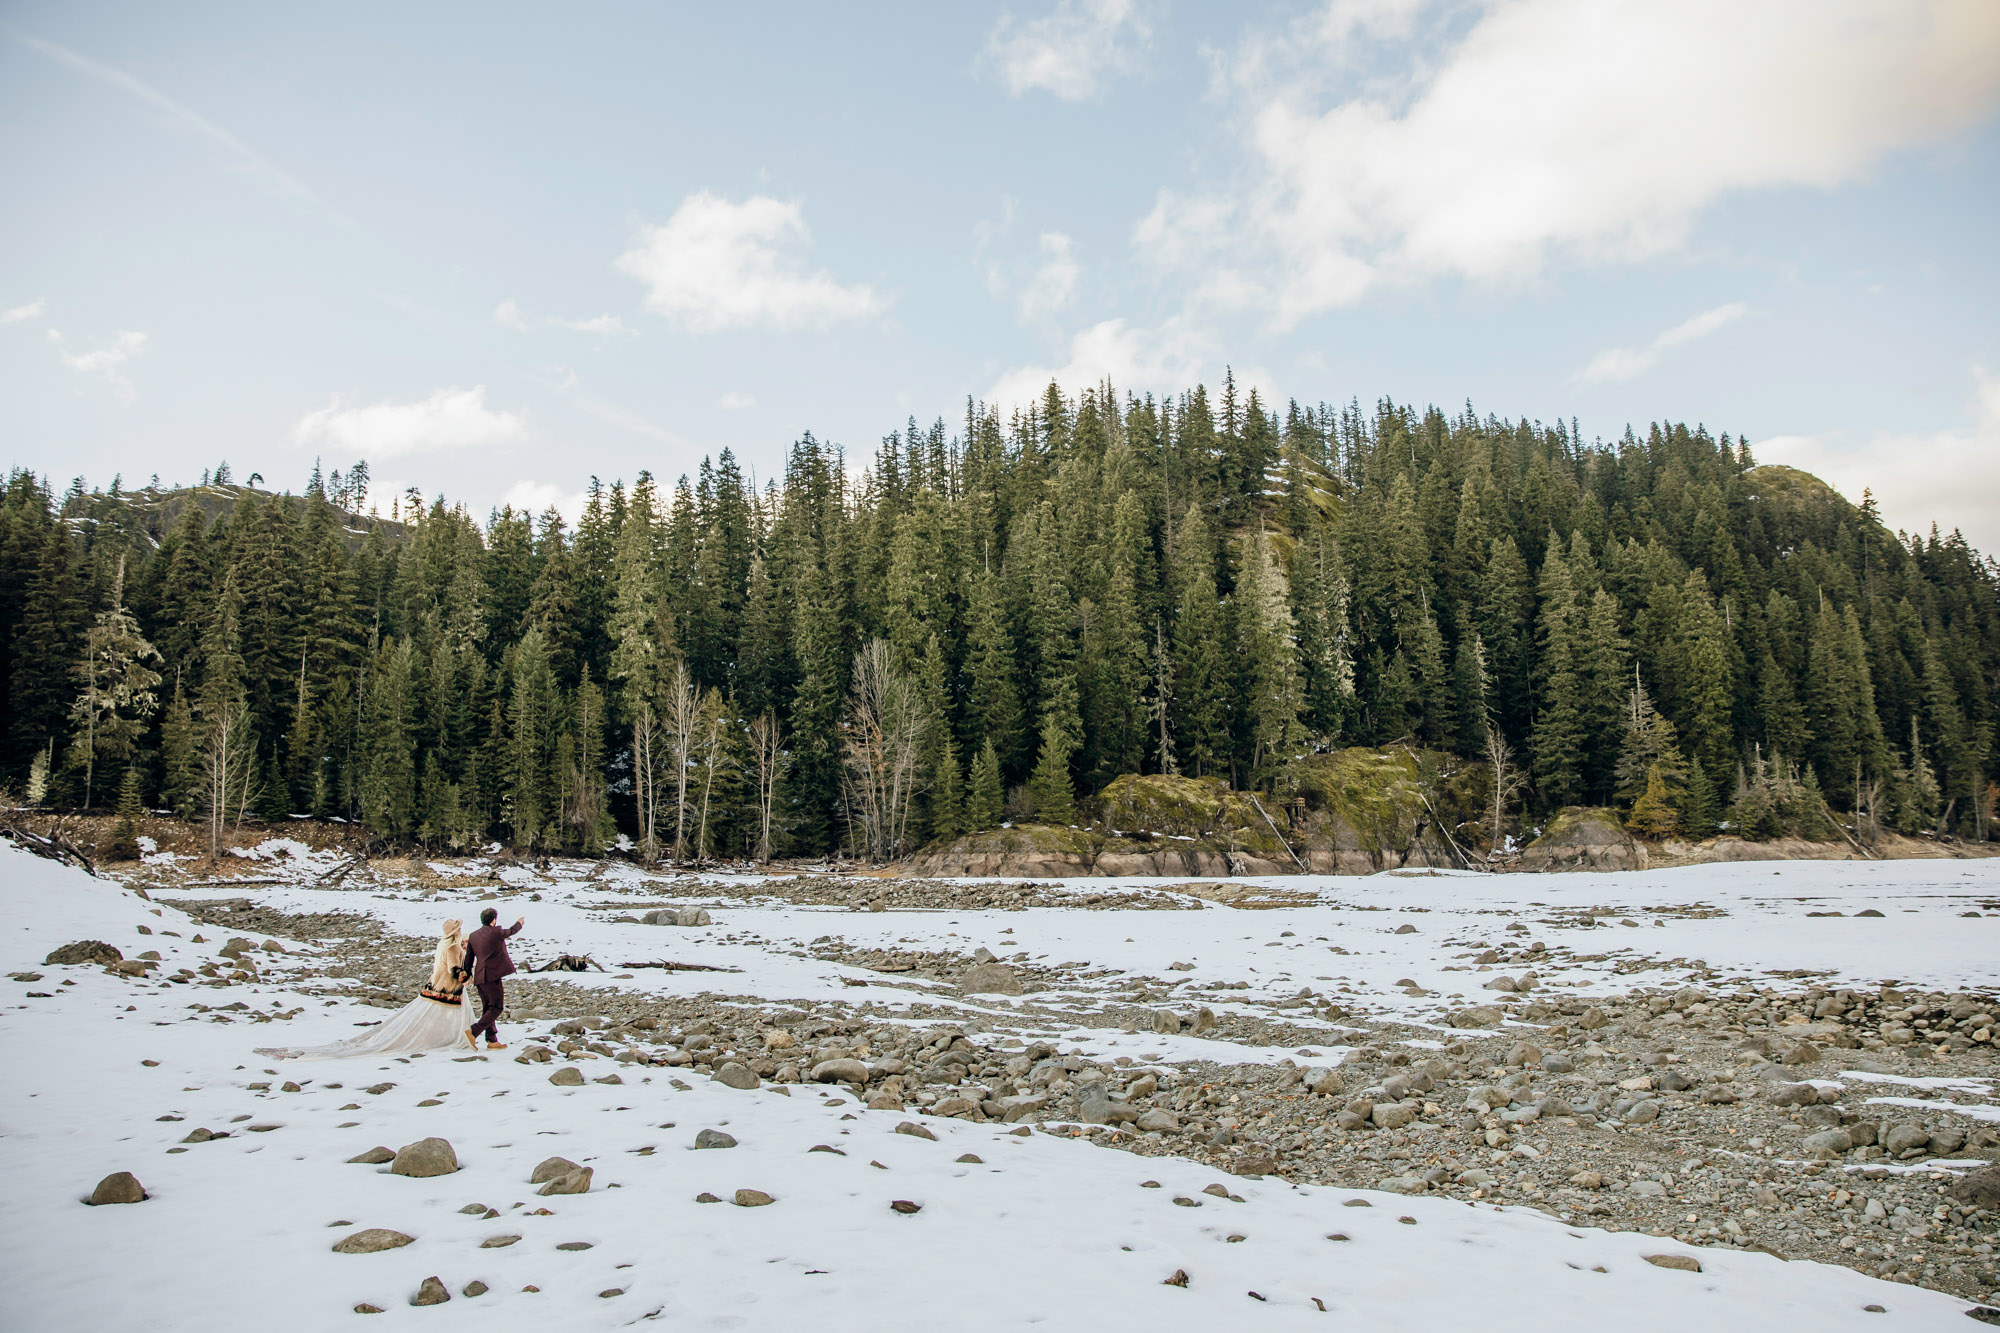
left=960, top=962, right=1023, bottom=995
left=86, top=1172, right=145, bottom=1205
left=389, top=1137, right=459, bottom=1178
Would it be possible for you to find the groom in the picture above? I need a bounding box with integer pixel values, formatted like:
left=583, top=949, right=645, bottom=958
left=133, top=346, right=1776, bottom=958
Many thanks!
left=464, top=907, right=525, bottom=1050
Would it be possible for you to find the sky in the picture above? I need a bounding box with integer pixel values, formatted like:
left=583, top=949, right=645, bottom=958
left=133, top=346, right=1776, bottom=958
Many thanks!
left=3, top=0, right=1999, bottom=551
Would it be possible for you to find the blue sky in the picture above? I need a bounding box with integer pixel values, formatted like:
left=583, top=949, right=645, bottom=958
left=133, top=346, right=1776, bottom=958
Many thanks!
left=3, top=1, right=1999, bottom=549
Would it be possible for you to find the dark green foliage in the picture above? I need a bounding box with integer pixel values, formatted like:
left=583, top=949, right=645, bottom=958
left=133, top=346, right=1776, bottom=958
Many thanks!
left=0, top=383, right=1994, bottom=858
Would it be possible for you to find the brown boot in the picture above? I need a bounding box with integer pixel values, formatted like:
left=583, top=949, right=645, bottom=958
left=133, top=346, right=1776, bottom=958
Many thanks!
left=486, top=1040, right=507, bottom=1050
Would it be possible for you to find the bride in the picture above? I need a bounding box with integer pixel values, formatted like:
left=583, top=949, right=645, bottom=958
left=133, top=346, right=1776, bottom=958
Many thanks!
left=257, top=919, right=478, bottom=1060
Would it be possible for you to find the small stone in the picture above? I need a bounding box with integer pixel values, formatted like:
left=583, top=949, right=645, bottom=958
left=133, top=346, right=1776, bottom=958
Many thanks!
left=1172, top=1196, right=1202, bottom=1207
left=1393, top=924, right=1417, bottom=934
left=894, top=1121, right=937, bottom=1141
left=811, top=1058, right=869, bottom=1084
left=890, top=1199, right=922, bottom=1213
left=347, top=1146, right=395, bottom=1165
left=695, top=1129, right=738, bottom=1150
left=333, top=1228, right=415, bottom=1254
left=1802, top=1128, right=1854, bottom=1155
left=390, top=1137, right=459, bottom=1178
left=714, top=1062, right=760, bottom=1090
left=1164, top=1269, right=1189, bottom=1287
left=955, top=1153, right=983, bottom=1164
left=1882, top=1124, right=1929, bottom=1155
left=538, top=1167, right=593, bottom=1196
left=530, top=1156, right=581, bottom=1183
left=86, top=1171, right=146, bottom=1205
left=1643, top=1254, right=1702, bottom=1273
left=181, top=1128, right=213, bottom=1144
left=364, top=1083, right=395, bottom=1096
left=734, top=1188, right=774, bottom=1207
left=410, top=1277, right=450, bottom=1306
left=598, top=1288, right=625, bottom=1299
left=960, top=961, right=1024, bottom=995
left=1569, top=1170, right=1604, bottom=1189
left=462, top=1281, right=488, bottom=1298
left=480, top=1235, right=521, bottom=1248
left=354, top=1303, right=384, bottom=1314
left=549, top=1066, right=585, bottom=1086
left=695, top=1192, right=722, bottom=1203
left=1371, top=1101, right=1419, bottom=1130
left=555, top=1241, right=593, bottom=1251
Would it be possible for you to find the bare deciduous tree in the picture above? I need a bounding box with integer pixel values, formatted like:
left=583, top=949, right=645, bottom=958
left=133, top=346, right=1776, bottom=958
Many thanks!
left=631, top=703, right=663, bottom=864
left=200, top=698, right=259, bottom=862
left=747, top=711, right=787, bottom=863
left=1484, top=723, right=1525, bottom=858
left=842, top=639, right=926, bottom=862
left=661, top=662, right=701, bottom=859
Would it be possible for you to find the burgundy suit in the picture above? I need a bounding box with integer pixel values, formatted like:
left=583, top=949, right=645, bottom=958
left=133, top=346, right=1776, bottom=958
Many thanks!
left=463, top=920, right=522, bottom=1042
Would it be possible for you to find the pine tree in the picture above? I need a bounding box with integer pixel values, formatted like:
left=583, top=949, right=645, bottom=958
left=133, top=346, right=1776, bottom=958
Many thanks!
left=931, top=738, right=965, bottom=843
left=1026, top=706, right=1077, bottom=825
left=68, top=555, right=162, bottom=807
left=505, top=627, right=559, bottom=851
left=1235, top=527, right=1306, bottom=785
left=359, top=637, right=417, bottom=839
left=1614, top=672, right=1687, bottom=807
left=564, top=664, right=612, bottom=855
left=1530, top=541, right=1586, bottom=806
left=1627, top=765, right=1679, bottom=838
left=963, top=563, right=1023, bottom=774
left=102, top=767, right=146, bottom=861
left=1170, top=503, right=1228, bottom=776
left=967, top=738, right=1005, bottom=831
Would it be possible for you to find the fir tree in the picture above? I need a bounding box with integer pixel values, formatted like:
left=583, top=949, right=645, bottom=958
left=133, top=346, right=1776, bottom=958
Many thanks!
left=967, top=738, right=1005, bottom=831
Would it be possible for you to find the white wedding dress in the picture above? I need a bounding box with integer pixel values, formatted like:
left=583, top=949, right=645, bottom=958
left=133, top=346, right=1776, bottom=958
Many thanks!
left=256, top=990, right=477, bottom=1061
left=257, top=922, right=479, bottom=1061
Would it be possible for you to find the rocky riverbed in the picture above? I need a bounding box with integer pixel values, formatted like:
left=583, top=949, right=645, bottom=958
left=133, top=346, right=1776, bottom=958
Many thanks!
left=7, top=830, right=2000, bottom=1326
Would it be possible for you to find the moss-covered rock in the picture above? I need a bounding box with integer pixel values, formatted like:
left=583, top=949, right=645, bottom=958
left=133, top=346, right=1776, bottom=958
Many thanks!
left=1521, top=806, right=1648, bottom=872
left=904, top=747, right=1484, bottom=878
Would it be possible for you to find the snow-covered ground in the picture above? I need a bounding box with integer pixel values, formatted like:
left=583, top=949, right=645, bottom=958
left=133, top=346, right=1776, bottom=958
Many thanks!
left=3, top=844, right=1996, bottom=1330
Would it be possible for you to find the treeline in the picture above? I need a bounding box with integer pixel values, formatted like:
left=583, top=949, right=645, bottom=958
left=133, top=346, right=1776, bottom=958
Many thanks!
left=2, top=377, right=1996, bottom=859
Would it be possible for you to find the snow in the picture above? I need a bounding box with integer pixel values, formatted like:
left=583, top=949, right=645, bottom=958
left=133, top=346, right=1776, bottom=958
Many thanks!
left=3, top=845, right=1996, bottom=1329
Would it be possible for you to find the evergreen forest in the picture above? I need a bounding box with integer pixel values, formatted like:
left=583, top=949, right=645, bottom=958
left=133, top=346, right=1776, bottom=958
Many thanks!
left=2, top=378, right=1995, bottom=860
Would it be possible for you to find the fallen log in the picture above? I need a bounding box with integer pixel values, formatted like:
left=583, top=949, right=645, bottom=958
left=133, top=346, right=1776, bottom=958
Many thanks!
left=616, top=960, right=739, bottom=973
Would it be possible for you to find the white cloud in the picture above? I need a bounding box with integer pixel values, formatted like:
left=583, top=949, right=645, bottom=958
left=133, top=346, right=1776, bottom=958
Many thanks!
left=1578, top=302, right=1747, bottom=383
left=616, top=192, right=885, bottom=332
left=497, top=480, right=588, bottom=526
left=1144, top=0, right=2000, bottom=325
left=492, top=299, right=531, bottom=332
left=717, top=392, right=756, bottom=410
left=987, top=316, right=1214, bottom=410
left=3, top=299, right=47, bottom=324
left=1756, top=367, right=2000, bottom=555
left=492, top=300, right=634, bottom=337
left=1017, top=232, right=1081, bottom=319
left=293, top=386, right=527, bottom=460
left=47, top=328, right=147, bottom=401
left=985, top=0, right=1150, bottom=100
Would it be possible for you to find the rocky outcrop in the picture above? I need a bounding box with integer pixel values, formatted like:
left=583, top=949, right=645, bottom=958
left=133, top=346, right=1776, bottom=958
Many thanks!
left=903, top=750, right=1485, bottom=879
left=1521, top=807, right=1648, bottom=872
